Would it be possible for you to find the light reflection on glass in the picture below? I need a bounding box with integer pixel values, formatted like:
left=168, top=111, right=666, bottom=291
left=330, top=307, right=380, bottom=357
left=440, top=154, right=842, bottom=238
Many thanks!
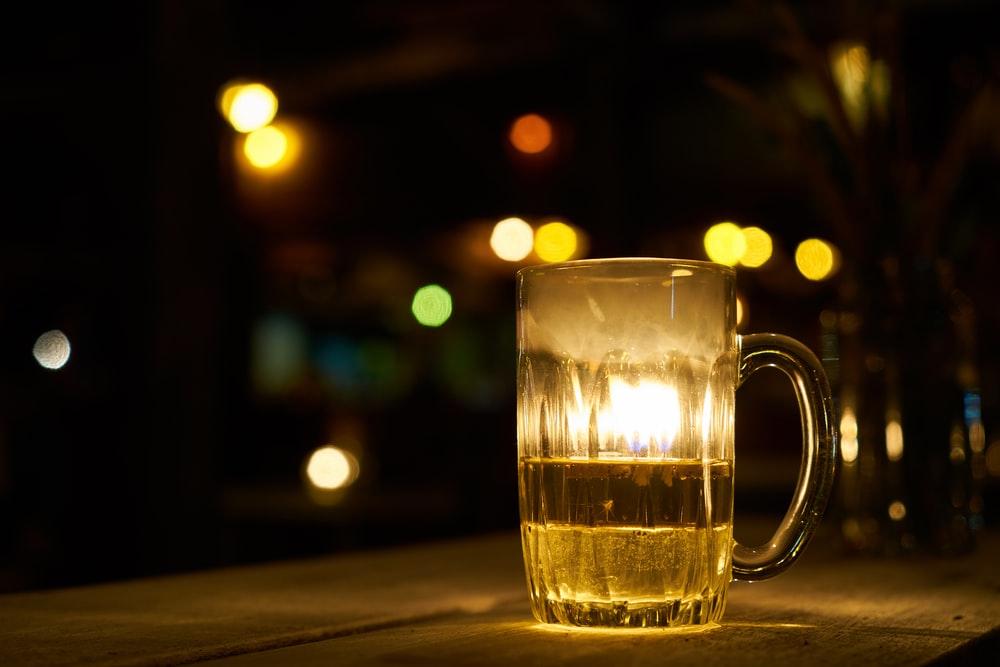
left=611, top=379, right=681, bottom=454
left=701, top=386, right=713, bottom=450
left=566, top=378, right=683, bottom=456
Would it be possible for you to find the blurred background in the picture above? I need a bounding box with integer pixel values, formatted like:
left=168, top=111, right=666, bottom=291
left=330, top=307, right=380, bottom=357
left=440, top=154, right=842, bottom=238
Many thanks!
left=2, top=1, right=999, bottom=592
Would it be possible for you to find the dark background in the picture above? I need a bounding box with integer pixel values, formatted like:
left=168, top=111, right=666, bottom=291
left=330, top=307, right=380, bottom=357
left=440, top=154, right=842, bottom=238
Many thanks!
left=2, top=1, right=999, bottom=592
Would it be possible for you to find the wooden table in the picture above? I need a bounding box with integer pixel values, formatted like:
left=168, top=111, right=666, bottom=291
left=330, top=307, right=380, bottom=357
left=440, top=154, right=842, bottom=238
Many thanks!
left=1, top=530, right=997, bottom=666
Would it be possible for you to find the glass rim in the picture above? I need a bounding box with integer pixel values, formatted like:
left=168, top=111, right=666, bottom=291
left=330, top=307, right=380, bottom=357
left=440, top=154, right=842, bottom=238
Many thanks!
left=517, top=257, right=736, bottom=278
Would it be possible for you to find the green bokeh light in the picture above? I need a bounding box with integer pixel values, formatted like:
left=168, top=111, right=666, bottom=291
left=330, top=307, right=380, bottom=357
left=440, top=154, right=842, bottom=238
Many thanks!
left=411, top=284, right=453, bottom=327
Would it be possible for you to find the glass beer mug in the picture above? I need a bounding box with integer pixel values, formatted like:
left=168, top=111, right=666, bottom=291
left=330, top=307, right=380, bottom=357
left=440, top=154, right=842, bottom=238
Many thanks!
left=517, top=259, right=837, bottom=628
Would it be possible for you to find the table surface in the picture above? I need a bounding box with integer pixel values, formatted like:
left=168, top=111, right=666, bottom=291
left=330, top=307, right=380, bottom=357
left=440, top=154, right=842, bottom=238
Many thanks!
left=1, top=529, right=998, bottom=666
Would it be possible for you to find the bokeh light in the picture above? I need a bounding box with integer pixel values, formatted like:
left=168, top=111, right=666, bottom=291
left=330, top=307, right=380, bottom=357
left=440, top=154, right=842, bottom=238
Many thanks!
left=703, top=222, right=746, bottom=266
left=888, top=500, right=907, bottom=522
left=251, top=314, right=307, bottom=395
left=736, top=296, right=745, bottom=326
left=795, top=238, right=838, bottom=281
left=534, top=221, right=577, bottom=262
left=33, top=330, right=71, bottom=370
left=885, top=417, right=904, bottom=462
left=840, top=406, right=859, bottom=463
left=986, top=440, right=1000, bottom=477
left=509, top=113, right=552, bottom=154
left=244, top=125, right=288, bottom=169
left=305, top=446, right=359, bottom=490
left=739, top=227, right=773, bottom=268
left=220, top=82, right=278, bottom=133
left=411, top=284, right=453, bottom=327
left=969, top=420, right=985, bottom=453
left=490, top=217, right=534, bottom=261
left=830, top=43, right=870, bottom=126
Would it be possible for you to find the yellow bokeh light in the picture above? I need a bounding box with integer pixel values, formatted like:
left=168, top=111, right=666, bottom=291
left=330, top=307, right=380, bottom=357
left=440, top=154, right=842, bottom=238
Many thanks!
left=830, top=43, right=870, bottom=126
left=739, top=227, right=772, bottom=268
left=534, top=222, right=578, bottom=262
left=244, top=125, right=288, bottom=169
left=220, top=82, right=278, bottom=133
left=490, top=217, right=534, bottom=261
left=306, top=446, right=359, bottom=490
left=703, top=222, right=747, bottom=266
left=218, top=82, right=244, bottom=118
left=840, top=406, right=859, bottom=464
left=509, top=113, right=552, bottom=154
left=870, top=59, right=891, bottom=118
left=795, top=238, right=837, bottom=281
left=412, top=284, right=453, bottom=327
left=969, top=421, right=985, bottom=453
left=885, top=418, right=904, bottom=462
left=888, top=500, right=906, bottom=522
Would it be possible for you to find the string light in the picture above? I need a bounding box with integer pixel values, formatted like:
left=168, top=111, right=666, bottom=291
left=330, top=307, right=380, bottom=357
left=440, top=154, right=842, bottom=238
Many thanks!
left=490, top=217, right=534, bottom=261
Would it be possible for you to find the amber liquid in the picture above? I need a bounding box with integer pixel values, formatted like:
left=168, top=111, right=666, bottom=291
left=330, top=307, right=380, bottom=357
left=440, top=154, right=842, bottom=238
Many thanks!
left=519, top=457, right=733, bottom=627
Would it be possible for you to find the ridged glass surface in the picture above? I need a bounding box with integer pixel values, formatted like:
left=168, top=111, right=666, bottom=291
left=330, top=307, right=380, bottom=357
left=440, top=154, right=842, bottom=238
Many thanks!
left=520, top=458, right=733, bottom=627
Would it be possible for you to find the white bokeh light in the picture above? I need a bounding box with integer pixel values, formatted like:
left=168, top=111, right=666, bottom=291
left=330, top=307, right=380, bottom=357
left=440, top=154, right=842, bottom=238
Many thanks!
left=306, top=446, right=359, bottom=490
left=490, top=217, right=534, bottom=261
left=33, top=330, right=71, bottom=370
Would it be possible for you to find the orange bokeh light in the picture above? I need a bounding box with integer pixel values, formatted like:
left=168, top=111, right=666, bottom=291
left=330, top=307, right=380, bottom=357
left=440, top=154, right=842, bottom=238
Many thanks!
left=509, top=114, right=552, bottom=154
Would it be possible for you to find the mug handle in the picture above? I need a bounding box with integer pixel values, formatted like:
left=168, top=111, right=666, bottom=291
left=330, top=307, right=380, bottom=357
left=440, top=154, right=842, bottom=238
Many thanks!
left=732, top=333, right=838, bottom=581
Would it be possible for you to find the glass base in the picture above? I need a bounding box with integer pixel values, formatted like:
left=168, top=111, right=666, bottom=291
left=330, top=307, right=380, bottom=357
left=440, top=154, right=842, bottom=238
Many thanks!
left=534, top=594, right=726, bottom=628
